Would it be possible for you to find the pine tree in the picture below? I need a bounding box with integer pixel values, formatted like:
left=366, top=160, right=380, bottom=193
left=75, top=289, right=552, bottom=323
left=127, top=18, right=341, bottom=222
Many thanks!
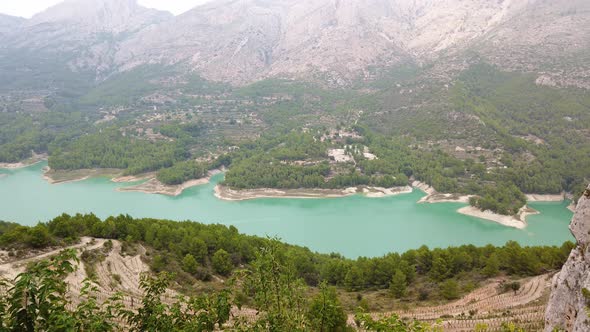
left=182, top=253, right=199, bottom=274
left=389, top=270, right=407, bottom=299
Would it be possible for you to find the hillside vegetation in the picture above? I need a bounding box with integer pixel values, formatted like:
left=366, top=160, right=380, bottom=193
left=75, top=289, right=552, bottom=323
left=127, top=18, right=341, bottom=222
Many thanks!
left=0, top=214, right=572, bottom=331
left=2, top=62, right=588, bottom=215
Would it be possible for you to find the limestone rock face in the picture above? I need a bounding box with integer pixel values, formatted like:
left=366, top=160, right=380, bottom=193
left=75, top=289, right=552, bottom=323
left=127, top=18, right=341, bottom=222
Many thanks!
left=113, top=0, right=590, bottom=86
left=545, top=185, right=590, bottom=331
left=0, top=0, right=589, bottom=86
left=0, top=0, right=172, bottom=78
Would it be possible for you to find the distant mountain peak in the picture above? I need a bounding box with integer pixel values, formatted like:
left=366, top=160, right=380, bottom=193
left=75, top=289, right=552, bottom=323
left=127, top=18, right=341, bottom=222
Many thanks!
left=28, top=0, right=172, bottom=33
left=1, top=0, right=588, bottom=88
left=0, top=14, right=25, bottom=36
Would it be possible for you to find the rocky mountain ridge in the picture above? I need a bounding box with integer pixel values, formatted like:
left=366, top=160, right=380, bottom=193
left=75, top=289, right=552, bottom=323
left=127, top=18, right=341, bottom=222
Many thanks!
left=0, top=0, right=172, bottom=79
left=0, top=0, right=588, bottom=87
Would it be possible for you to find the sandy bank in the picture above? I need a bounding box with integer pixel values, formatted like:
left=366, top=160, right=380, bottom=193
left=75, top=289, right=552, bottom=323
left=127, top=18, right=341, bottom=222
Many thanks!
left=117, top=169, right=222, bottom=196
left=412, top=180, right=471, bottom=203
left=525, top=193, right=565, bottom=202
left=118, top=177, right=209, bottom=196
left=111, top=173, right=154, bottom=183
left=414, top=181, right=569, bottom=206
left=411, top=181, right=436, bottom=195
left=363, top=186, right=413, bottom=198
left=0, top=153, right=48, bottom=170
left=43, top=167, right=123, bottom=184
left=42, top=164, right=221, bottom=196
left=457, top=206, right=539, bottom=229
left=214, top=185, right=412, bottom=201
left=418, top=192, right=471, bottom=204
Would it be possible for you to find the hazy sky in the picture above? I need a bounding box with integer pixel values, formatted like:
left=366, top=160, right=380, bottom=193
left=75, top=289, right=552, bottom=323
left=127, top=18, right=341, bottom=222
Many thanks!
left=0, top=0, right=213, bottom=18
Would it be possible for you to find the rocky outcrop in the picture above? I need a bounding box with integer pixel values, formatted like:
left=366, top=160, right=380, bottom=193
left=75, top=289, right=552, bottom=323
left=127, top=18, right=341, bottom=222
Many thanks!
left=545, top=185, right=590, bottom=331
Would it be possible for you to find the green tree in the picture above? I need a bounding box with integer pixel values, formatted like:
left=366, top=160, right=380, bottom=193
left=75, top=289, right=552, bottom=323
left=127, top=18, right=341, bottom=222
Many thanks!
left=508, top=282, right=521, bottom=295
left=6, top=250, right=78, bottom=331
left=344, top=265, right=365, bottom=292
left=182, top=253, right=199, bottom=274
left=27, top=224, right=53, bottom=248
left=440, top=279, right=459, bottom=300
left=355, top=311, right=442, bottom=331
left=245, top=238, right=308, bottom=331
left=430, top=256, right=450, bottom=282
left=124, top=272, right=174, bottom=331
left=307, top=282, right=347, bottom=332
left=212, top=249, right=233, bottom=276
left=482, top=253, right=500, bottom=277
left=74, top=280, right=122, bottom=332
left=389, top=270, right=407, bottom=299
left=500, top=322, right=526, bottom=332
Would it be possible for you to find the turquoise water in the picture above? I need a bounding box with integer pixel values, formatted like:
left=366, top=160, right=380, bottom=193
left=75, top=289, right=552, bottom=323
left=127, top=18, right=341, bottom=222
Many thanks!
left=0, top=163, right=574, bottom=258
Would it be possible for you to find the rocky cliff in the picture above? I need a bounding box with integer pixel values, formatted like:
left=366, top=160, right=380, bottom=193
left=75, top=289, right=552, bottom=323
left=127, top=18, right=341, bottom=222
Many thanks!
left=116, top=0, right=590, bottom=86
left=545, top=185, right=590, bottom=331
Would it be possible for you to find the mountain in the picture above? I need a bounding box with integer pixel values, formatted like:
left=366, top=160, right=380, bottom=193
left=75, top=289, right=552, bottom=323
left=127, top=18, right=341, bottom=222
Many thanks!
left=114, top=0, right=590, bottom=86
left=26, top=0, right=172, bottom=34
left=0, top=0, right=588, bottom=88
left=0, top=14, right=24, bottom=36
left=0, top=0, right=173, bottom=80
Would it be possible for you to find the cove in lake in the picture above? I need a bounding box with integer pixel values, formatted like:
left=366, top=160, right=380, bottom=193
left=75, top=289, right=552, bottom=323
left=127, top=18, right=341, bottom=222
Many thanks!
left=0, top=162, right=574, bottom=258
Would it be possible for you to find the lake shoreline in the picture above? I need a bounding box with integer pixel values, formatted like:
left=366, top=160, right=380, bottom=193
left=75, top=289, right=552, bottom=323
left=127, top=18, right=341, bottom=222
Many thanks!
left=42, top=164, right=223, bottom=196
left=118, top=169, right=222, bottom=196
left=214, top=185, right=413, bottom=201
left=43, top=167, right=124, bottom=184
left=412, top=180, right=573, bottom=228
left=457, top=206, right=539, bottom=229
left=28, top=163, right=575, bottom=228
left=0, top=153, right=48, bottom=170
left=412, top=181, right=472, bottom=203
left=0, top=164, right=575, bottom=257
left=525, top=193, right=567, bottom=202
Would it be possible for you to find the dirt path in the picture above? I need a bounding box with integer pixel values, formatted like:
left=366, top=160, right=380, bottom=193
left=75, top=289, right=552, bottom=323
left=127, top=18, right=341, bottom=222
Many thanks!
left=0, top=237, right=105, bottom=281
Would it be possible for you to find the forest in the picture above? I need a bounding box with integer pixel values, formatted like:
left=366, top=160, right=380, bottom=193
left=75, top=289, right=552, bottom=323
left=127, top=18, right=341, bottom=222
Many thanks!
left=0, top=214, right=573, bottom=301
left=0, top=243, right=528, bottom=332
left=1, top=63, right=589, bottom=216
left=156, top=160, right=209, bottom=185
left=468, top=184, right=527, bottom=216
left=48, top=128, right=187, bottom=175
left=0, top=214, right=571, bottom=331
left=0, top=111, right=93, bottom=163
left=221, top=130, right=584, bottom=215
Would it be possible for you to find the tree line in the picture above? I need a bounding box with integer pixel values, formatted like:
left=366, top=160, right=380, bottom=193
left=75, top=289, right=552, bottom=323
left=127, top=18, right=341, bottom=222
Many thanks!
left=0, top=223, right=540, bottom=332
left=0, top=214, right=573, bottom=304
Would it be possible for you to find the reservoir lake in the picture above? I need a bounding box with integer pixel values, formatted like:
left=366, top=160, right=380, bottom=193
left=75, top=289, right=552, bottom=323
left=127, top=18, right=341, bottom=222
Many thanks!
left=0, top=162, right=574, bottom=258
